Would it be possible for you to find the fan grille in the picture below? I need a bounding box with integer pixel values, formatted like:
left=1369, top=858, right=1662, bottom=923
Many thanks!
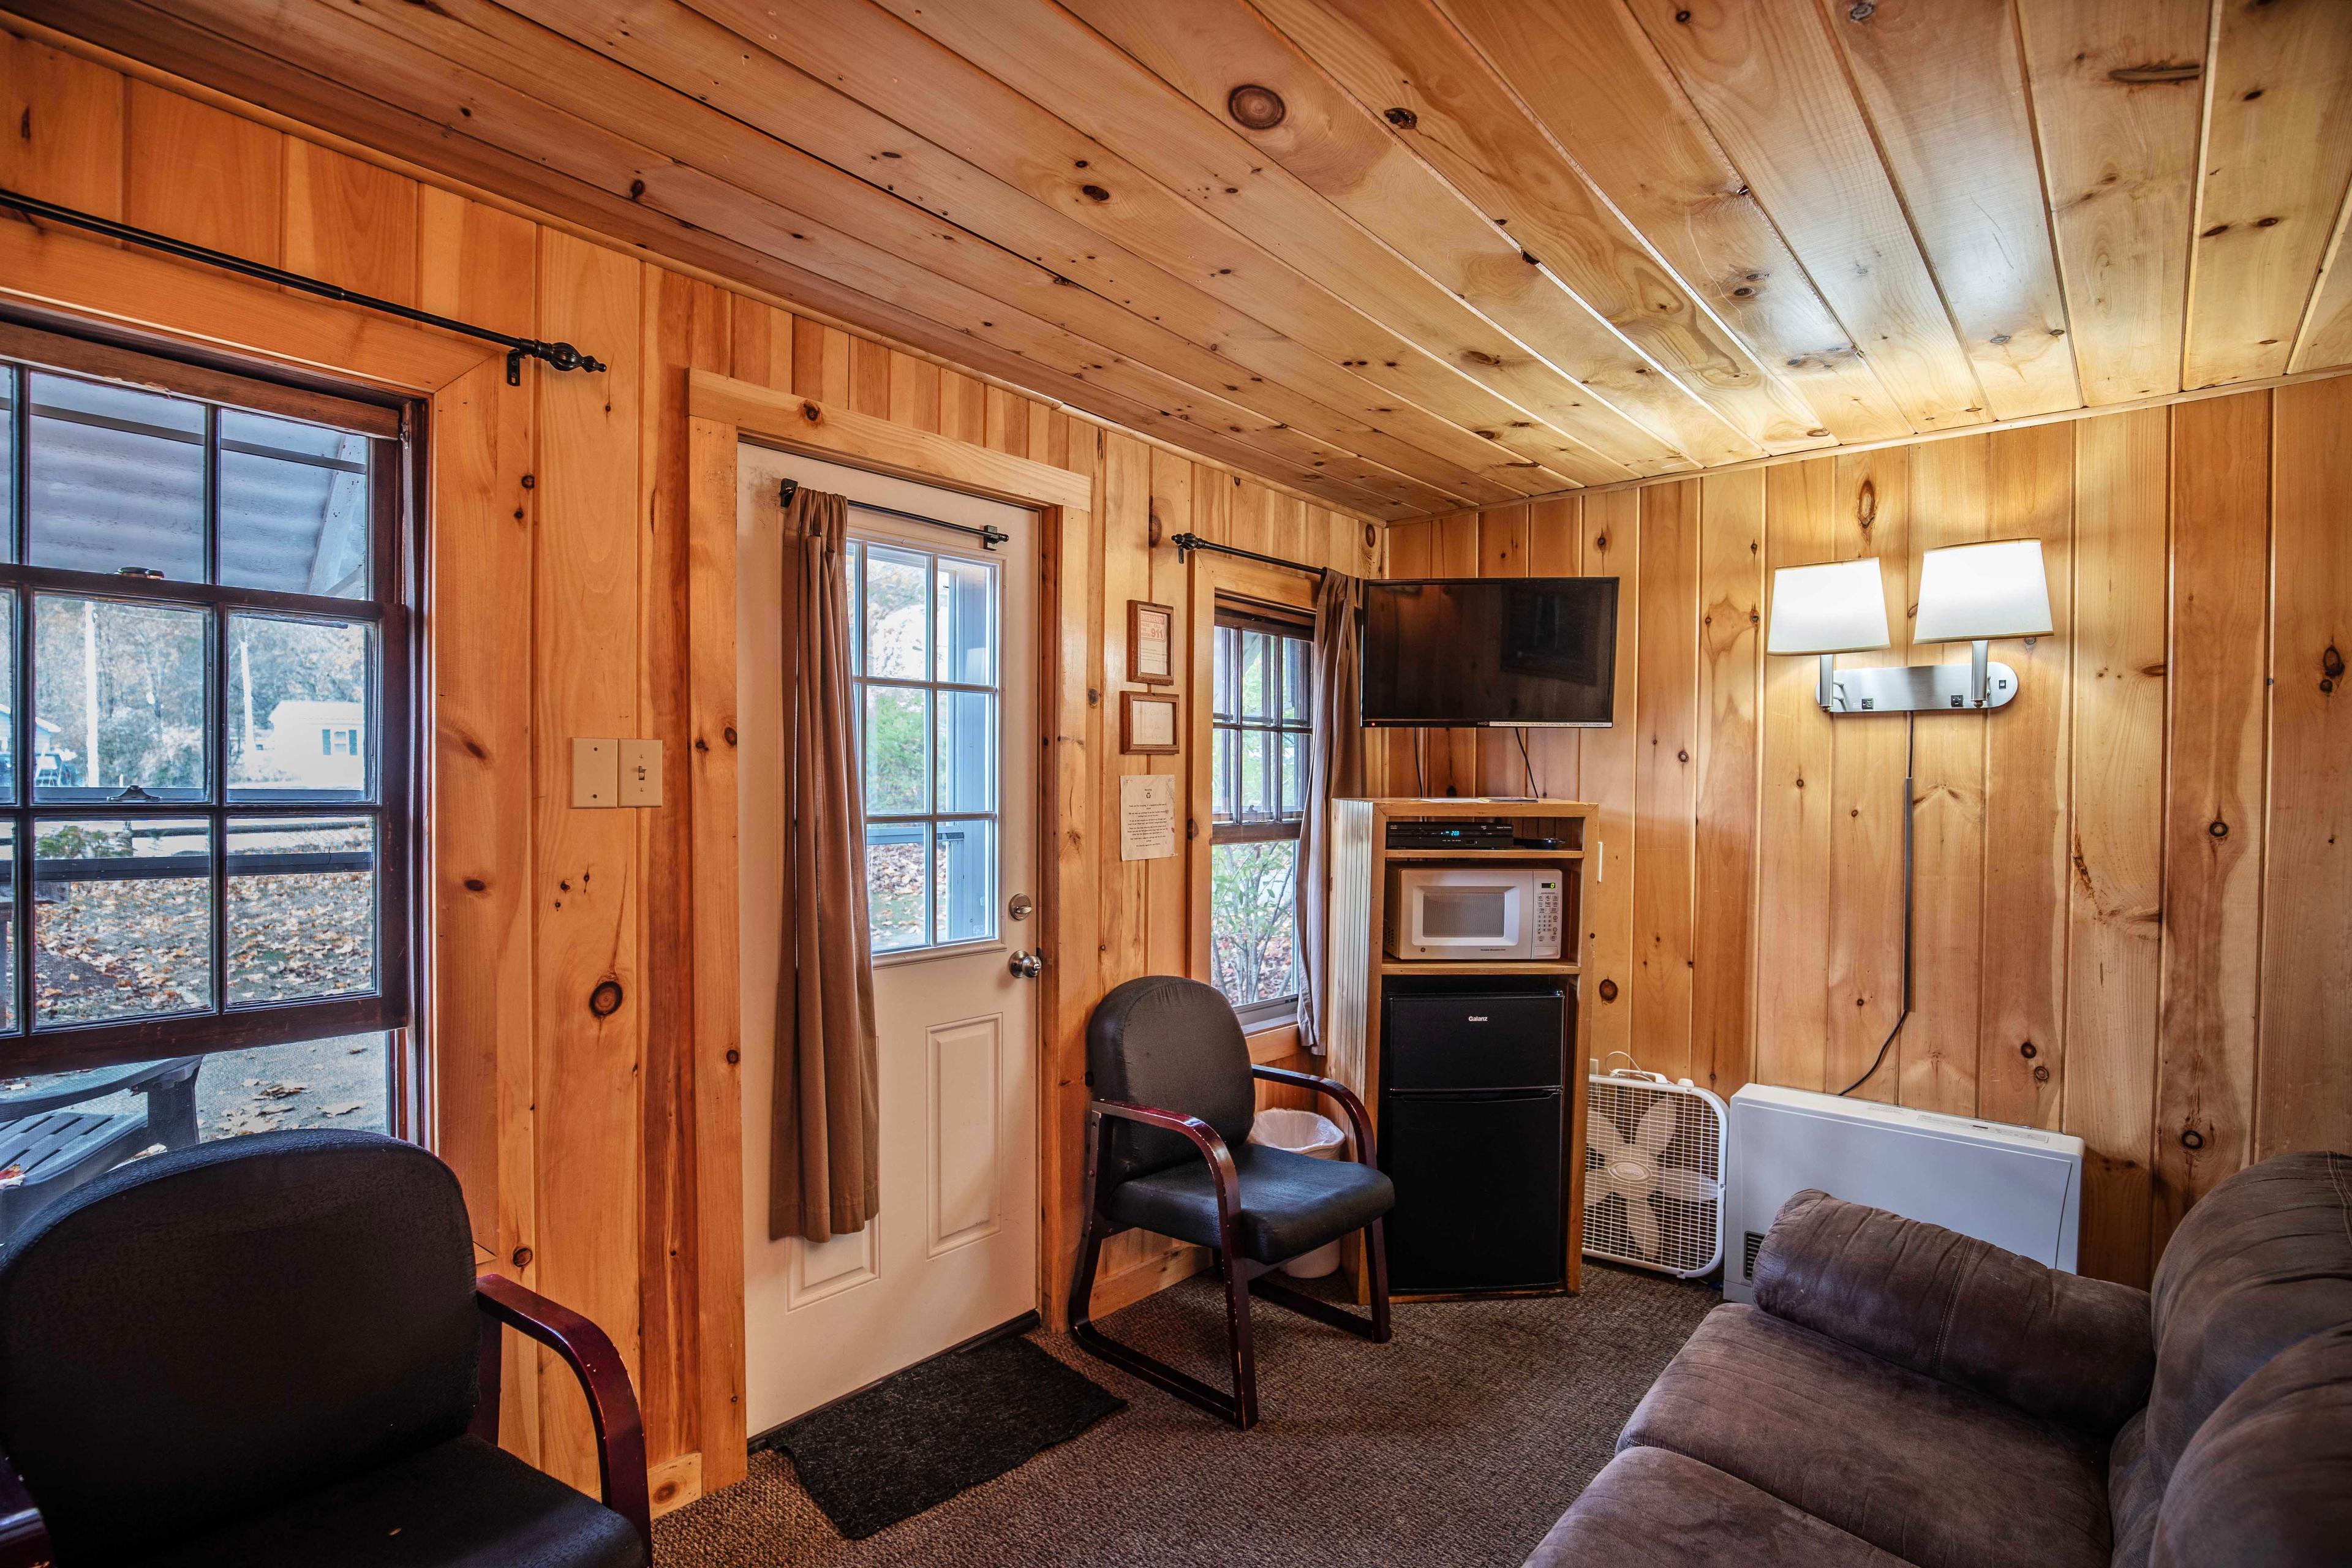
left=1583, top=1078, right=1724, bottom=1276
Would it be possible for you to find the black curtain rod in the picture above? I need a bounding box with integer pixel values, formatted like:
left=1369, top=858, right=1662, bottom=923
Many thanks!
left=1167, top=531, right=1325, bottom=580
left=0, top=187, right=606, bottom=386
left=781, top=478, right=1009, bottom=551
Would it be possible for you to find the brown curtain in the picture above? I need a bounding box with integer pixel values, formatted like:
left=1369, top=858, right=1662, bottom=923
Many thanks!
left=771, top=486, right=881, bottom=1243
left=1295, top=570, right=1365, bottom=1055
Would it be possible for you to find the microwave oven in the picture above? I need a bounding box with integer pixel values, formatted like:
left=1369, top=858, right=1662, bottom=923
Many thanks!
left=1384, top=866, right=1563, bottom=962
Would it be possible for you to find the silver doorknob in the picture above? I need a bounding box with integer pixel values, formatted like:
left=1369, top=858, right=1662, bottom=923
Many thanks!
left=1008, top=949, right=1043, bottom=979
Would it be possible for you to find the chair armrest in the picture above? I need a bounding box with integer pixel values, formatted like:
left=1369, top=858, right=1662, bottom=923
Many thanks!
left=473, top=1274, right=652, bottom=1556
left=0, top=1442, right=50, bottom=1568
left=1754, top=1189, right=2154, bottom=1434
left=1250, top=1065, right=1376, bottom=1166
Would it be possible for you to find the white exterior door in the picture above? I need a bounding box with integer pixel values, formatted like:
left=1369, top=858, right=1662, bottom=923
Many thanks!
left=737, top=446, right=1041, bottom=1433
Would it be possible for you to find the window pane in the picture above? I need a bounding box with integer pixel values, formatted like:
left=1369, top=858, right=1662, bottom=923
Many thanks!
left=1240, top=728, right=1273, bottom=820
left=0, top=366, right=15, bottom=563
left=865, top=821, right=928, bottom=953
left=1281, top=730, right=1306, bottom=816
left=228, top=816, right=375, bottom=1005
left=228, top=614, right=371, bottom=798
left=34, top=596, right=208, bottom=799
left=0, top=593, right=14, bottom=804
left=935, top=556, right=996, bottom=686
left=1212, top=726, right=1235, bottom=824
left=0, top=1034, right=392, bottom=1235
left=1240, top=630, right=1272, bottom=722
left=33, top=816, right=213, bottom=1026
left=27, top=372, right=206, bottom=581
left=863, top=685, right=929, bottom=815
left=1212, top=625, right=1235, bottom=722
left=864, top=545, right=927, bottom=680
left=0, top=823, right=13, bottom=1033
left=219, top=410, right=371, bottom=598
left=1283, top=636, right=1311, bottom=725
left=934, top=818, right=996, bottom=946
left=935, top=689, right=996, bottom=814
left=1210, top=839, right=1297, bottom=1008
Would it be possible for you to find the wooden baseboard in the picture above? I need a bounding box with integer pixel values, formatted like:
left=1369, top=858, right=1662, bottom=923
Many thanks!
left=647, top=1452, right=703, bottom=1519
left=1089, top=1243, right=1210, bottom=1317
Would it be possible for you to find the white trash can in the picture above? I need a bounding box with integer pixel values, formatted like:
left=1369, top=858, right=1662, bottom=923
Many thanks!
left=1248, top=1108, right=1349, bottom=1278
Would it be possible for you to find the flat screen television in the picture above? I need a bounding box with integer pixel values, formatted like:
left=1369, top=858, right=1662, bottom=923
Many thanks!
left=1360, top=577, right=1619, bottom=727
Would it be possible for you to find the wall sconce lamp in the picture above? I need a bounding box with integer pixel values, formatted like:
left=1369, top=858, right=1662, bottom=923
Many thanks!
left=1766, top=541, right=2050, bottom=714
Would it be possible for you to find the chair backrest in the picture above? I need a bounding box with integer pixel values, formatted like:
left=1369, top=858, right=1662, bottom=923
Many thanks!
left=2145, top=1150, right=2352, bottom=1486
left=1086, top=976, right=1254, bottom=1187
left=0, top=1129, right=482, bottom=1565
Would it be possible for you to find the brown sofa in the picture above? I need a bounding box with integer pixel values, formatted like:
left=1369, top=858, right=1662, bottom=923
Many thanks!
left=1529, top=1150, right=2352, bottom=1568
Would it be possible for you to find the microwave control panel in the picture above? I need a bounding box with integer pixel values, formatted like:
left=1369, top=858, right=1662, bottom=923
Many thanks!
left=1532, top=876, right=1562, bottom=955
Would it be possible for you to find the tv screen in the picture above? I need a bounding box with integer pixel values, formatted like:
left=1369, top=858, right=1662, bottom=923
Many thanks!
left=1360, top=577, right=1619, bottom=727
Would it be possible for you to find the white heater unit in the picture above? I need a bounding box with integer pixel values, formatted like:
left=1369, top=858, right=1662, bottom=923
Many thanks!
left=1724, top=1084, right=2084, bottom=1303
left=1583, top=1069, right=1727, bottom=1278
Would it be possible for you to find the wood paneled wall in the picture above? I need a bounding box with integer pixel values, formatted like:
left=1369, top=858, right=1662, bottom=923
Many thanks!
left=1382, top=383, right=2352, bottom=1288
left=0, top=24, right=1374, bottom=1510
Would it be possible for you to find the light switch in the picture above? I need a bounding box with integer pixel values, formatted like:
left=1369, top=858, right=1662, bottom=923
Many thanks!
left=619, top=739, right=662, bottom=807
left=572, top=738, right=617, bottom=808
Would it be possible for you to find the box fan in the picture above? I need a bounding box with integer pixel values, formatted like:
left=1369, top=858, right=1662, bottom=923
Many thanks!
left=1583, top=1063, right=1727, bottom=1278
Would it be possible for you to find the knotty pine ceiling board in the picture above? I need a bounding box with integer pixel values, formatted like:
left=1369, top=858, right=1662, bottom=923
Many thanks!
left=13, top=0, right=2352, bottom=524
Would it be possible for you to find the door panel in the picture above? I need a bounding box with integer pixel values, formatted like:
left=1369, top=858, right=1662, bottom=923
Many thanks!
left=737, top=445, right=1039, bottom=1433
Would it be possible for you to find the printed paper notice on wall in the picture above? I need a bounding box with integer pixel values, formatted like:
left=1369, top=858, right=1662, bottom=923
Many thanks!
left=1119, top=774, right=1178, bottom=861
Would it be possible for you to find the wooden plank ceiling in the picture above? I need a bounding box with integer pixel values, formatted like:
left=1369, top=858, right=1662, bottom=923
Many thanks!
left=18, top=0, right=2352, bottom=521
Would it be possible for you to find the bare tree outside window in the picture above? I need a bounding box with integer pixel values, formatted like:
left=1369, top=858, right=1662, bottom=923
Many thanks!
left=1208, top=608, right=1312, bottom=1028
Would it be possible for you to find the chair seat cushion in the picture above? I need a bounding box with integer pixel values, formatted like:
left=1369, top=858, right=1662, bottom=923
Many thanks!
left=1524, top=1446, right=1915, bottom=1568
left=127, top=1436, right=645, bottom=1568
left=1104, top=1141, right=1393, bottom=1264
left=1621, top=1304, right=2110, bottom=1568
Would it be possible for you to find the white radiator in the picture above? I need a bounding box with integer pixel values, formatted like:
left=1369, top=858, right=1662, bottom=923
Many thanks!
left=1723, top=1084, right=2084, bottom=1303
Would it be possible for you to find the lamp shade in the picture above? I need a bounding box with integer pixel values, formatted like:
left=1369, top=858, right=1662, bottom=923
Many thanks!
left=1915, top=538, right=2053, bottom=643
left=1766, top=558, right=1891, bottom=655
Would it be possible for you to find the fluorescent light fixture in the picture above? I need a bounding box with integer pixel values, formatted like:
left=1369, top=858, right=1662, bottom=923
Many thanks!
left=1916, top=539, right=2052, bottom=706
left=1767, top=558, right=1891, bottom=713
left=1766, top=558, right=1891, bottom=655
left=1915, top=539, right=2053, bottom=643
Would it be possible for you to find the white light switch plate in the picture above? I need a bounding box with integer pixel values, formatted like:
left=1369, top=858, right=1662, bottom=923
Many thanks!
left=572, top=738, right=617, bottom=808
left=618, top=739, right=662, bottom=807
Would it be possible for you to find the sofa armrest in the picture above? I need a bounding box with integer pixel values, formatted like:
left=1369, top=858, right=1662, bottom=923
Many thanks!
left=1753, top=1189, right=2153, bottom=1434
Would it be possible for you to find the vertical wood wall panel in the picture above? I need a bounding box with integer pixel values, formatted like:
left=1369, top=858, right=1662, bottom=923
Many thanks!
left=1631, top=481, right=1698, bottom=1082
left=1692, top=472, right=1761, bottom=1097
left=1580, top=494, right=1640, bottom=1065
left=2065, top=408, right=2170, bottom=1287
left=2260, top=378, right=2352, bottom=1161
left=2154, top=393, right=2271, bottom=1259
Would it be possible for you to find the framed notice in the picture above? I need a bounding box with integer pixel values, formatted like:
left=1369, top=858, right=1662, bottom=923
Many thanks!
left=1120, top=690, right=1180, bottom=754
left=1127, top=600, right=1175, bottom=685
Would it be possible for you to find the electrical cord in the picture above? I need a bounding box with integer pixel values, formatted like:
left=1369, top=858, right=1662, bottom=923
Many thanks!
left=1515, top=726, right=1537, bottom=798
left=1412, top=728, right=1427, bottom=796
left=1839, top=711, right=1915, bottom=1097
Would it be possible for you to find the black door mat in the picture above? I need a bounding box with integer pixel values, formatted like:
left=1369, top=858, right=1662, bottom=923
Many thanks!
left=769, top=1335, right=1125, bottom=1540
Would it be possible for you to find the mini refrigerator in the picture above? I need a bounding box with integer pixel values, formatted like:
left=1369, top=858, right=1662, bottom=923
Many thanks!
left=1380, top=986, right=1566, bottom=1292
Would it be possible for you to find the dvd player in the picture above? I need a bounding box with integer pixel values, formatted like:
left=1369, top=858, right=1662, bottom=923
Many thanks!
left=1385, top=819, right=1514, bottom=851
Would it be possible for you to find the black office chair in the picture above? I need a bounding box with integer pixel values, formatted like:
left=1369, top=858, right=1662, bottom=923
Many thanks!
left=0, top=1129, right=649, bottom=1568
left=1068, top=975, right=1395, bottom=1430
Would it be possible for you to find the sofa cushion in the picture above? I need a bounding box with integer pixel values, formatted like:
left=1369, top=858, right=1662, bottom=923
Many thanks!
left=1621, top=1304, right=2109, bottom=1568
left=2149, top=1322, right=2352, bottom=1568
left=127, top=1435, right=644, bottom=1568
left=2146, top=1150, right=2352, bottom=1483
left=1755, top=1188, right=2152, bottom=1434
left=2106, top=1409, right=2159, bottom=1568
left=1523, top=1447, right=1913, bottom=1568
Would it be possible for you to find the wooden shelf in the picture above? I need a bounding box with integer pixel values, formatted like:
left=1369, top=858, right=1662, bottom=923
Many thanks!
left=1378, top=959, right=1581, bottom=976
left=1382, top=848, right=1584, bottom=861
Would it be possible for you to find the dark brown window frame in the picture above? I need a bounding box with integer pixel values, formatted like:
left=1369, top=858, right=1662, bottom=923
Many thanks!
left=0, top=319, right=415, bottom=1081
left=1208, top=601, right=1314, bottom=1024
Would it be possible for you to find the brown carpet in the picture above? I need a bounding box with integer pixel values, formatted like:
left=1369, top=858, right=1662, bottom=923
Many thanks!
left=656, top=1262, right=1716, bottom=1567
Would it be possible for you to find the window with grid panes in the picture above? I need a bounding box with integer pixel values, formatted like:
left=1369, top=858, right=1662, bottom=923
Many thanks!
left=1208, top=606, right=1313, bottom=1028
left=0, top=327, right=410, bottom=1193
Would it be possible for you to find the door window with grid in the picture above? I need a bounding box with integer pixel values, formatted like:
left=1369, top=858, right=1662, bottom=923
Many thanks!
left=850, top=526, right=1000, bottom=955
left=1208, top=607, right=1312, bottom=1027
left=0, top=330, right=409, bottom=1231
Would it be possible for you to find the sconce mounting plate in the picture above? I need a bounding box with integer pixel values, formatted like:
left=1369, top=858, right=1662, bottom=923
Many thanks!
left=1821, top=660, right=2019, bottom=714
